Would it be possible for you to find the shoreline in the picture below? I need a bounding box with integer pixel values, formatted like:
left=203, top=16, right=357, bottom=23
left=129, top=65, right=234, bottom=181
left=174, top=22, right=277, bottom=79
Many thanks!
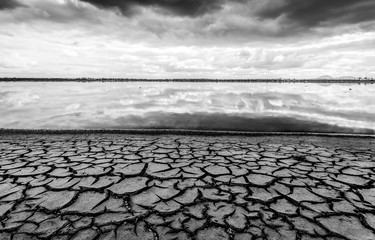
left=0, top=78, right=374, bottom=84
left=1, top=128, right=374, bottom=138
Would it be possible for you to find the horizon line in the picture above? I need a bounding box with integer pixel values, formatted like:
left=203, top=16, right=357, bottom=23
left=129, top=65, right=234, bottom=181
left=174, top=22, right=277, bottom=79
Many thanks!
left=0, top=77, right=374, bottom=84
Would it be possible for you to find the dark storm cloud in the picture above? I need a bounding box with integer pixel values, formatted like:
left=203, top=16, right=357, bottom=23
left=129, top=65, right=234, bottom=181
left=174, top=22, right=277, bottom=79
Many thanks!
left=80, top=0, right=224, bottom=16
left=0, top=0, right=23, bottom=10
left=255, top=0, right=375, bottom=27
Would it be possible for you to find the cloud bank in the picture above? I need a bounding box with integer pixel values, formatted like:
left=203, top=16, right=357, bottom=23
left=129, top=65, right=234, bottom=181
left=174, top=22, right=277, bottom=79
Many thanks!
left=254, top=0, right=375, bottom=27
left=81, top=0, right=226, bottom=17
left=0, top=0, right=23, bottom=10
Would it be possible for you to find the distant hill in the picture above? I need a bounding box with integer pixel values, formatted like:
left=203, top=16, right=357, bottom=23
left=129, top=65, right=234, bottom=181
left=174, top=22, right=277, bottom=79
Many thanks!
left=316, top=75, right=334, bottom=79
left=317, top=75, right=361, bottom=80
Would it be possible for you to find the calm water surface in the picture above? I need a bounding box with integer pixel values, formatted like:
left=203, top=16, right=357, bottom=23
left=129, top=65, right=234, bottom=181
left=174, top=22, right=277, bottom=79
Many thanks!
left=0, top=82, right=374, bottom=134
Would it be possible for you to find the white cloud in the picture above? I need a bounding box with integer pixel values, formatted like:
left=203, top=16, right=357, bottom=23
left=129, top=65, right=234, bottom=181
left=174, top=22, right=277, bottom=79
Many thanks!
left=65, top=103, right=81, bottom=111
left=62, top=49, right=79, bottom=57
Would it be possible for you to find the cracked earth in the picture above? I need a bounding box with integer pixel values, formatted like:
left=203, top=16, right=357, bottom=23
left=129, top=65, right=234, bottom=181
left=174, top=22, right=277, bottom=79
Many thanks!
left=0, top=134, right=374, bottom=240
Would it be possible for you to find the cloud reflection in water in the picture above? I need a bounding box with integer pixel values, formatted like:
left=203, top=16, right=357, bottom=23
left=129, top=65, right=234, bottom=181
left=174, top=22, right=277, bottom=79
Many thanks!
left=0, top=82, right=374, bottom=134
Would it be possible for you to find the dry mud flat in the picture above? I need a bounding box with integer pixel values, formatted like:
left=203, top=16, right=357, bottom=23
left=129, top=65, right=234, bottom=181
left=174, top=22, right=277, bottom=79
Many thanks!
left=0, top=133, right=374, bottom=240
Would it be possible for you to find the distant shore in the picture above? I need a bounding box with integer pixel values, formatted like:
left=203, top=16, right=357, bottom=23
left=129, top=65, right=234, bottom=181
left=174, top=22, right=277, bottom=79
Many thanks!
left=1, top=128, right=374, bottom=138
left=0, top=78, right=374, bottom=84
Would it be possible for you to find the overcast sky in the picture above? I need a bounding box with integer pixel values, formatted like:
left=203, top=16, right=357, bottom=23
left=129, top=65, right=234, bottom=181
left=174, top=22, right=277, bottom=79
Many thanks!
left=1, top=0, right=375, bottom=79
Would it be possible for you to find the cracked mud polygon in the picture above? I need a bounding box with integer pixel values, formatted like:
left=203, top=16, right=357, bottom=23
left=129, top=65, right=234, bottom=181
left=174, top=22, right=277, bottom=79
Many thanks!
left=0, top=134, right=374, bottom=240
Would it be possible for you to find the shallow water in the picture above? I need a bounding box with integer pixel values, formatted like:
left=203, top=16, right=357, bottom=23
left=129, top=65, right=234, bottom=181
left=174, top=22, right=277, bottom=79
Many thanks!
left=0, top=82, right=374, bottom=134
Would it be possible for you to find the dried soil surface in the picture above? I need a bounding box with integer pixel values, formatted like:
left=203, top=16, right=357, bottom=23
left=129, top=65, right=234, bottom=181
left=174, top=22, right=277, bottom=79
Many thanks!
left=0, top=133, right=374, bottom=240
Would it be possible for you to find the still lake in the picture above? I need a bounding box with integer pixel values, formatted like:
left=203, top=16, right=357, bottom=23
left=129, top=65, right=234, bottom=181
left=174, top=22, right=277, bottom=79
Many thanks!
left=1, top=82, right=374, bottom=134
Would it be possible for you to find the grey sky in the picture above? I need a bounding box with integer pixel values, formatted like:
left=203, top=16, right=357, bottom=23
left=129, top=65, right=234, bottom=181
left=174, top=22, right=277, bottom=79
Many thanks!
left=0, top=0, right=374, bottom=78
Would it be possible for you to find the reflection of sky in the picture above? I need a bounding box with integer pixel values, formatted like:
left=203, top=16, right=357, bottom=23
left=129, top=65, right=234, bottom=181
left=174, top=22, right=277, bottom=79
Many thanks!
left=0, top=82, right=374, bottom=134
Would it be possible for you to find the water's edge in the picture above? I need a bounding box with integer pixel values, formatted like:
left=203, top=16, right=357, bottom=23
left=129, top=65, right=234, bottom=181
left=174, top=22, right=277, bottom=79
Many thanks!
left=1, top=79, right=374, bottom=84
left=1, top=128, right=374, bottom=138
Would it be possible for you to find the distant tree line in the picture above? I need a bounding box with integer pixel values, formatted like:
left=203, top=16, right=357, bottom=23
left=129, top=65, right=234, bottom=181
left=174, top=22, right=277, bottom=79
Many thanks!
left=0, top=77, right=374, bottom=84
